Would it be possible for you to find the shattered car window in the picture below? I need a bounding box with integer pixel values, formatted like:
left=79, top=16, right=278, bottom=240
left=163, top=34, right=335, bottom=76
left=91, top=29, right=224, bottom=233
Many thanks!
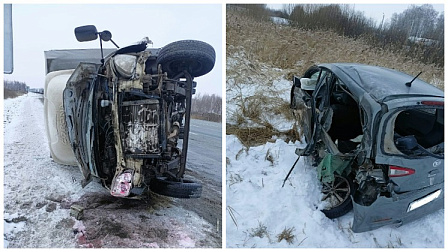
left=389, top=107, right=444, bottom=157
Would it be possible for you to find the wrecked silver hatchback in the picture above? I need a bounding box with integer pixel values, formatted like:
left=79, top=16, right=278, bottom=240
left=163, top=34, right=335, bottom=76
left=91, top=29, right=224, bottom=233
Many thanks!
left=44, top=25, right=215, bottom=199
left=289, top=63, right=443, bottom=232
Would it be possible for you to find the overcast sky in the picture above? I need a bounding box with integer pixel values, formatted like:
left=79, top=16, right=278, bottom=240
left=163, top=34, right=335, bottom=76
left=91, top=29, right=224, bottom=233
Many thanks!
left=3, top=3, right=445, bottom=94
left=4, top=4, right=222, bottom=95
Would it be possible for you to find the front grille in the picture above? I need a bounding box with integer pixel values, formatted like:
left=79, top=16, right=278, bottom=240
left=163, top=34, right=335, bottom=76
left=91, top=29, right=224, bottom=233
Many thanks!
left=121, top=99, right=160, bottom=154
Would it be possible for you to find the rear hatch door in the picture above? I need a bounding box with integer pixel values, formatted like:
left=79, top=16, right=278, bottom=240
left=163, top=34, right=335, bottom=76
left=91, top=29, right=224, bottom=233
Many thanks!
left=375, top=96, right=444, bottom=192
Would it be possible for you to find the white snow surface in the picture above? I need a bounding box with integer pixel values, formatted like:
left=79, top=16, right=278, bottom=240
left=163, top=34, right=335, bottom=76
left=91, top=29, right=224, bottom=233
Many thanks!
left=226, top=51, right=295, bottom=131
left=271, top=16, right=290, bottom=25
left=3, top=93, right=102, bottom=247
left=225, top=134, right=444, bottom=248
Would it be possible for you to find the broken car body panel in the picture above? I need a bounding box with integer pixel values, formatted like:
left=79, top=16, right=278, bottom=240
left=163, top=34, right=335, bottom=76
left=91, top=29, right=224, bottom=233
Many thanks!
left=290, top=63, right=444, bottom=232
left=352, top=182, right=443, bottom=233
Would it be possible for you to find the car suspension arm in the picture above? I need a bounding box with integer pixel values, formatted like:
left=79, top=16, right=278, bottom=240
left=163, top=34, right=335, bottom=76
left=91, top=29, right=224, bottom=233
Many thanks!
left=282, top=155, right=301, bottom=188
left=177, top=70, right=193, bottom=179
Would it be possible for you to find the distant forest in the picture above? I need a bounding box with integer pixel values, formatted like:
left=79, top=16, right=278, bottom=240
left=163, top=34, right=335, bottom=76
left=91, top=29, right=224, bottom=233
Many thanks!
left=4, top=80, right=28, bottom=92
left=230, top=4, right=444, bottom=67
left=4, top=80, right=28, bottom=99
left=191, top=93, right=222, bottom=122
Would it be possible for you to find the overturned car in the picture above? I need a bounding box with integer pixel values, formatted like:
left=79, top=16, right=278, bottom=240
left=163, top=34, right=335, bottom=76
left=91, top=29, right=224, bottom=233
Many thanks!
left=289, top=63, right=444, bottom=232
left=44, top=25, right=215, bottom=199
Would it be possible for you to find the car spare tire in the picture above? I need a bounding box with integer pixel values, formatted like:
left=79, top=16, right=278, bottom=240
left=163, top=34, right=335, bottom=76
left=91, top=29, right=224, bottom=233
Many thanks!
left=156, top=40, right=215, bottom=78
left=150, top=177, right=202, bottom=198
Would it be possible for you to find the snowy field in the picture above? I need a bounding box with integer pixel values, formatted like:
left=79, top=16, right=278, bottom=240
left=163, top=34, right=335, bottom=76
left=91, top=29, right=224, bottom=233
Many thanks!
left=225, top=52, right=444, bottom=248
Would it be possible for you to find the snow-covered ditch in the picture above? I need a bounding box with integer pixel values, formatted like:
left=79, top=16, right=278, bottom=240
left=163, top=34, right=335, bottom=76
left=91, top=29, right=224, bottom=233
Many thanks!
left=226, top=51, right=295, bottom=132
left=225, top=51, right=444, bottom=248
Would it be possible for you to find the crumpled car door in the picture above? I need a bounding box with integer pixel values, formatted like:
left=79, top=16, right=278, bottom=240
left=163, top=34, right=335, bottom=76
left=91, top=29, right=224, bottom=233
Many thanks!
left=303, top=70, right=333, bottom=155
left=63, top=63, right=101, bottom=187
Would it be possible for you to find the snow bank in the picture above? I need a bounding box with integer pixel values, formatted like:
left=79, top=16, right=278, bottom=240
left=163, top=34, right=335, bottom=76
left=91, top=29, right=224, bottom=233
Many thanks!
left=271, top=16, right=289, bottom=25
left=226, top=52, right=295, bottom=132
left=226, top=135, right=444, bottom=248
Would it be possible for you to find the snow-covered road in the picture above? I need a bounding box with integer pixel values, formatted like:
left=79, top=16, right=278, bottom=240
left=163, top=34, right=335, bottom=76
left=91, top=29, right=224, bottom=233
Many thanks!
left=3, top=93, right=220, bottom=248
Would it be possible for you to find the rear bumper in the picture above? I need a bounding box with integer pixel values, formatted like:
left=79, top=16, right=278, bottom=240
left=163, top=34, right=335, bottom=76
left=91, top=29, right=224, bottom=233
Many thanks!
left=352, top=182, right=443, bottom=233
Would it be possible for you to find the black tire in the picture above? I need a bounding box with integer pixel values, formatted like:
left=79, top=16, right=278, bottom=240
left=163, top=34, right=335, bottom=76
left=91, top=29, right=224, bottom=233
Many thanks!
left=156, top=40, right=215, bottom=78
left=150, top=177, right=202, bottom=199
left=321, top=175, right=354, bottom=219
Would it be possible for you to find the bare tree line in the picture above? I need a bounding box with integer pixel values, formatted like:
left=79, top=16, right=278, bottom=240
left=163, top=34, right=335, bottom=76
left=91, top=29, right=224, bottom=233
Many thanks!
left=191, top=93, right=222, bottom=122
left=4, top=80, right=29, bottom=99
left=4, top=80, right=28, bottom=93
left=233, top=4, right=444, bottom=67
left=287, top=4, right=444, bottom=67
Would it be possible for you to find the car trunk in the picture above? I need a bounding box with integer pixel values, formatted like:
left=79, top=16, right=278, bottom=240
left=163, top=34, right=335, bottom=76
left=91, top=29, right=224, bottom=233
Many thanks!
left=351, top=96, right=444, bottom=232
left=375, top=97, right=444, bottom=193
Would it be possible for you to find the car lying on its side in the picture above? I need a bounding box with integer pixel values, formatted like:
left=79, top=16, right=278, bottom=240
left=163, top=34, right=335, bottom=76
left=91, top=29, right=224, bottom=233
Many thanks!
left=290, top=63, right=444, bottom=232
left=44, top=25, right=215, bottom=199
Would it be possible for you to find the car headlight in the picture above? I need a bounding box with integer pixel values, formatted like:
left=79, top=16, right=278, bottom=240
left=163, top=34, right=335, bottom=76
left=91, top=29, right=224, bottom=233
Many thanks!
left=113, top=54, right=137, bottom=78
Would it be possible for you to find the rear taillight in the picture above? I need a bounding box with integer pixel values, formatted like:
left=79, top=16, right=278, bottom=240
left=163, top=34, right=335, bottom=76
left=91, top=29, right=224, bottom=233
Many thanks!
left=389, top=166, right=415, bottom=177
left=421, top=101, right=444, bottom=106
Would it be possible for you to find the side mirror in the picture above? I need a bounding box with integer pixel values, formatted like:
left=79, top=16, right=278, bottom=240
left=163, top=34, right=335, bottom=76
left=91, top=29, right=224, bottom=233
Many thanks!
left=75, top=25, right=98, bottom=42
left=99, top=30, right=112, bottom=42
left=293, top=76, right=301, bottom=87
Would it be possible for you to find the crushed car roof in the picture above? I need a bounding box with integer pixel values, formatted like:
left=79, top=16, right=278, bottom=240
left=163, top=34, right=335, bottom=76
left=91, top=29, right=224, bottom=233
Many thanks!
left=320, top=63, right=444, bottom=102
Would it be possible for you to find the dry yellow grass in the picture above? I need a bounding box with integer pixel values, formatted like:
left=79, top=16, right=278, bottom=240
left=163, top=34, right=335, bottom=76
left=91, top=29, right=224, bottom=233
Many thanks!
left=226, top=10, right=444, bottom=89
left=226, top=9, right=444, bottom=147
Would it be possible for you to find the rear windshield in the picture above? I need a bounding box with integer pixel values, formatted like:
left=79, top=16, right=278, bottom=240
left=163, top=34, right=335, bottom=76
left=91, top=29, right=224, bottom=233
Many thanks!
left=391, top=107, right=444, bottom=157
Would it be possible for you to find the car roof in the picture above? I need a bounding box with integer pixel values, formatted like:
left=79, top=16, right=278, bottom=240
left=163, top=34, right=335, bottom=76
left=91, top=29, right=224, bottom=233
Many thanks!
left=44, top=48, right=160, bottom=74
left=319, top=63, right=444, bottom=102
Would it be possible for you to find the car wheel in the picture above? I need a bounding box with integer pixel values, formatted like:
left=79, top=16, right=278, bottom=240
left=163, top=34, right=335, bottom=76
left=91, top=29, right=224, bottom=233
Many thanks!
left=321, top=174, right=354, bottom=219
left=150, top=177, right=202, bottom=199
left=156, top=40, right=215, bottom=78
